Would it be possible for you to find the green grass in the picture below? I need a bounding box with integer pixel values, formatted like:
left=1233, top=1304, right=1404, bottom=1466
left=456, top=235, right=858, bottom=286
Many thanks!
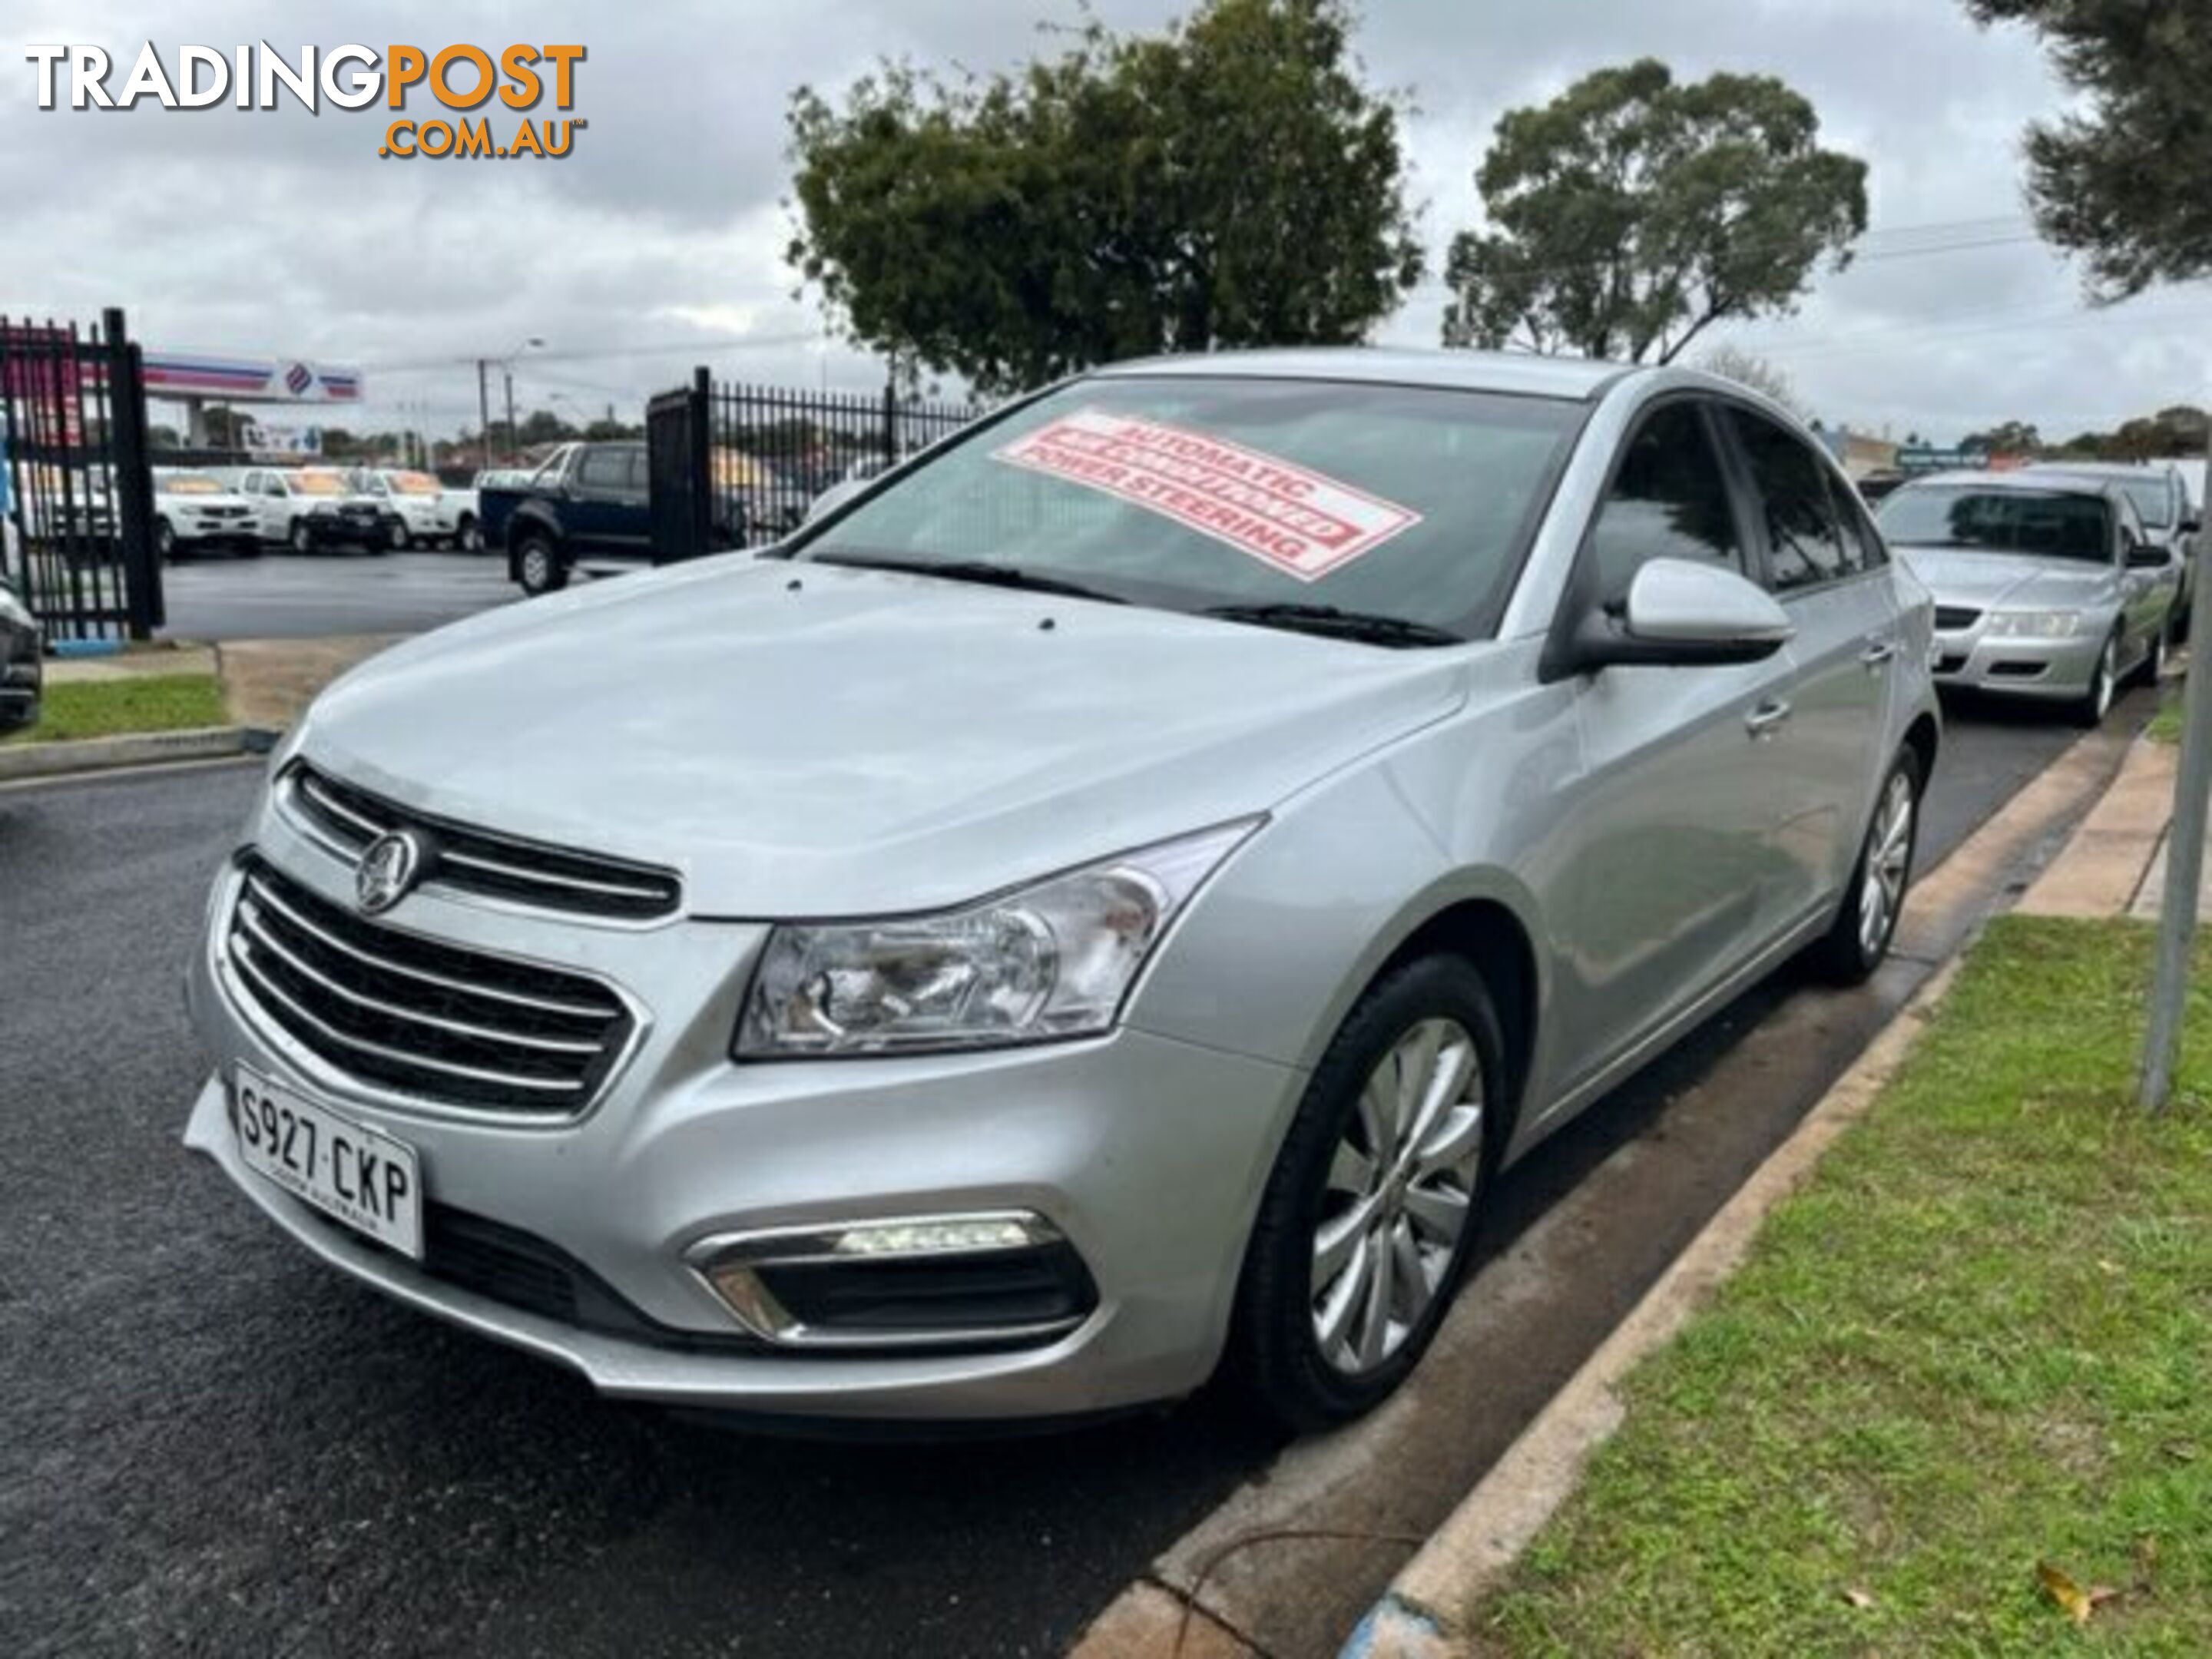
left=2, top=671, right=228, bottom=744
left=2148, top=700, right=2183, bottom=746
left=1480, top=916, right=2212, bottom=1657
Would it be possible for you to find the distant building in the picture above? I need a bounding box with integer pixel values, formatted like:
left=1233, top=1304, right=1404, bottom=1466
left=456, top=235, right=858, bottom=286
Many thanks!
left=1813, top=426, right=1901, bottom=481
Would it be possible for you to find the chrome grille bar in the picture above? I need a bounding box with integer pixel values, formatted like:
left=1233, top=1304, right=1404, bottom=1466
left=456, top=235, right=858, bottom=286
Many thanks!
left=243, top=873, right=618, bottom=1021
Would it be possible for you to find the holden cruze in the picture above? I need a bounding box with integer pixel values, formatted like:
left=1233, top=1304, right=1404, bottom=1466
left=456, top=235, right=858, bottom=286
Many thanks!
left=184, top=349, right=1938, bottom=1429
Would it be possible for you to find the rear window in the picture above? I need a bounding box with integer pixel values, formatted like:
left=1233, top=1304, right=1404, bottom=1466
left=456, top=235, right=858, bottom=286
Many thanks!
left=1877, top=486, right=2111, bottom=564
left=798, top=376, right=1584, bottom=637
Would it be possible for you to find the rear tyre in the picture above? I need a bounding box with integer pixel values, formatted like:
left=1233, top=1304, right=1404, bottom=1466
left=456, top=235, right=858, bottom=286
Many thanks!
left=1230, top=955, right=1503, bottom=1432
left=458, top=515, right=482, bottom=554
left=154, top=518, right=177, bottom=562
left=516, top=534, right=567, bottom=596
left=1810, top=746, right=1922, bottom=986
left=2073, top=632, right=2120, bottom=727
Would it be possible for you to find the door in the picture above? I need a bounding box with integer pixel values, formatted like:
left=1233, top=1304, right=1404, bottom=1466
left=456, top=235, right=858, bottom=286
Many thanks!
left=2115, top=502, right=2175, bottom=664
left=246, top=473, right=283, bottom=541
left=1543, top=398, right=1805, bottom=1094
left=569, top=446, right=643, bottom=558
left=1720, top=405, right=1892, bottom=919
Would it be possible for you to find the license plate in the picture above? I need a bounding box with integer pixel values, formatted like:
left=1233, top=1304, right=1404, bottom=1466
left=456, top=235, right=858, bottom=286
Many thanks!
left=233, top=1067, right=423, bottom=1259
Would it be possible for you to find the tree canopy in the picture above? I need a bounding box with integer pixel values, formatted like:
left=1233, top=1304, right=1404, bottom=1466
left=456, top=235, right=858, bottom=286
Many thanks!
left=1967, top=2, right=2212, bottom=297
left=785, top=0, right=1422, bottom=396
left=1695, top=345, right=1805, bottom=415
left=1442, top=59, right=1867, bottom=363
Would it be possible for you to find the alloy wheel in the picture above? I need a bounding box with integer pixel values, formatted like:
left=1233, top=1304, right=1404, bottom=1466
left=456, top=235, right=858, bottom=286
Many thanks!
left=2094, top=641, right=2116, bottom=720
left=1310, top=1018, right=1485, bottom=1376
left=1857, top=769, right=1915, bottom=959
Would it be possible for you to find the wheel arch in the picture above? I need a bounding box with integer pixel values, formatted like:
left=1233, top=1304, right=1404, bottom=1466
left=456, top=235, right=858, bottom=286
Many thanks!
left=504, top=508, right=564, bottom=580
left=1368, top=897, right=1541, bottom=1149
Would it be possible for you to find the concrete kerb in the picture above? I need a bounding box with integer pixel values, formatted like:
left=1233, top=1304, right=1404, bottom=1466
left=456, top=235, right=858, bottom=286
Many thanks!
left=0, top=724, right=253, bottom=782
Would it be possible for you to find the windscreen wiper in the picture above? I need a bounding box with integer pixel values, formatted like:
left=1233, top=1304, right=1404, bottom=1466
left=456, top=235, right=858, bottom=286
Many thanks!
left=1200, top=601, right=1463, bottom=647
left=810, top=552, right=1127, bottom=604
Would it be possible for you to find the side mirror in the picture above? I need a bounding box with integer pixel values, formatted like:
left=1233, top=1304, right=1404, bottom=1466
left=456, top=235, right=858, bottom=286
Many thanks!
left=806, top=478, right=867, bottom=523
left=2181, top=515, right=2201, bottom=536
left=2127, top=541, right=2174, bottom=568
left=1564, top=558, right=1794, bottom=674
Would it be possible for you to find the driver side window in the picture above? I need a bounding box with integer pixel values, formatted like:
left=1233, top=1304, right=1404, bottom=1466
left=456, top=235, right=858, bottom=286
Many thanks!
left=1587, top=402, right=1745, bottom=605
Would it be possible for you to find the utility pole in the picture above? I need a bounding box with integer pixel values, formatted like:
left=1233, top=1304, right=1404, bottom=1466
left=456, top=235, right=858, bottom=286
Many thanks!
left=503, top=369, right=517, bottom=465
left=475, top=359, right=492, bottom=472
left=2139, top=416, right=2212, bottom=1111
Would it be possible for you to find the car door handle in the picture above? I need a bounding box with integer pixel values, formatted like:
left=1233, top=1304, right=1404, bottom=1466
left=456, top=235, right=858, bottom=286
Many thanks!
left=1745, top=698, right=1793, bottom=739
left=1860, top=637, right=1898, bottom=667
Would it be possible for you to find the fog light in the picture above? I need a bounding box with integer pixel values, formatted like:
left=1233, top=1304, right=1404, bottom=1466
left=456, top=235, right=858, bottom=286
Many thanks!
left=830, top=1217, right=1044, bottom=1257
left=687, top=1210, right=1094, bottom=1349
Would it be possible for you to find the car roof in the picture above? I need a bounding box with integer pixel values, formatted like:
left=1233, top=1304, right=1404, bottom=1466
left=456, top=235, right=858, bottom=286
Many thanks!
left=1892, top=469, right=2121, bottom=499
left=2022, top=459, right=2178, bottom=479
left=1094, top=346, right=1634, bottom=402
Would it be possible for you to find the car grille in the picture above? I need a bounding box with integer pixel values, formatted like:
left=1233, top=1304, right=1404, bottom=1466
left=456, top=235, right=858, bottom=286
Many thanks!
left=1934, top=605, right=1982, bottom=632
left=225, top=856, right=637, bottom=1115
left=281, top=763, right=681, bottom=922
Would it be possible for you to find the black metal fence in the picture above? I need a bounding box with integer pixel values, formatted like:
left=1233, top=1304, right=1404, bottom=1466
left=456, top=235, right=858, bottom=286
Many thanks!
left=0, top=307, right=161, bottom=641
left=645, top=369, right=988, bottom=563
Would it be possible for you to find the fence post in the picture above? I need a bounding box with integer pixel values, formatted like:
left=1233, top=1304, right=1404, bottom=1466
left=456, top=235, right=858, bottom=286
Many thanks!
left=103, top=307, right=162, bottom=637
left=882, top=375, right=897, bottom=468
left=2138, top=419, right=2212, bottom=1111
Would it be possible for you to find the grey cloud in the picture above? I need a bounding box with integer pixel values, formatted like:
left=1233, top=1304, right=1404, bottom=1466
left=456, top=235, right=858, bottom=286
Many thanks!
left=2, top=0, right=2201, bottom=442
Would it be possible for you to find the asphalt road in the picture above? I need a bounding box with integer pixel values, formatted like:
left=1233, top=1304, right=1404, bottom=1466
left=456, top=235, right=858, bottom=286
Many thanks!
left=0, top=698, right=2139, bottom=1658
left=159, top=550, right=518, bottom=641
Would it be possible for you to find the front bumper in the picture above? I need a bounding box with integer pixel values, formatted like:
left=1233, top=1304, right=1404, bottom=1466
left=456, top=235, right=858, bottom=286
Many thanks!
left=184, top=839, right=1301, bottom=1420
left=1929, top=622, right=2107, bottom=701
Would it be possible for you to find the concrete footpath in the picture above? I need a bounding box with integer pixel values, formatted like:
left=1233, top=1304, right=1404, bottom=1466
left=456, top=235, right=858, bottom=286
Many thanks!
left=3, top=634, right=397, bottom=783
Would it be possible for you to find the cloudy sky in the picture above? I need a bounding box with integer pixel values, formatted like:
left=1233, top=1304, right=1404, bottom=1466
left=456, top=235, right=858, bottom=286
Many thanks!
left=6, top=0, right=2210, bottom=445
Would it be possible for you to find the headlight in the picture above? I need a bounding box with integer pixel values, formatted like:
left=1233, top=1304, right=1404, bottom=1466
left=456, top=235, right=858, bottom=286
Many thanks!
left=1984, top=609, right=2088, bottom=639
left=736, top=820, right=1260, bottom=1058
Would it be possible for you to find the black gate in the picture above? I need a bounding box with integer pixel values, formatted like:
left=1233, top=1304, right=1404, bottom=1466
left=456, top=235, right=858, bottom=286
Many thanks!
left=0, top=306, right=161, bottom=641
left=645, top=369, right=714, bottom=566
left=645, top=368, right=985, bottom=564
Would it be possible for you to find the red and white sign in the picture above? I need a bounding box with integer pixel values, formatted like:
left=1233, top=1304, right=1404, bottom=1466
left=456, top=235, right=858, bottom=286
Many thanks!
left=994, top=409, right=1421, bottom=582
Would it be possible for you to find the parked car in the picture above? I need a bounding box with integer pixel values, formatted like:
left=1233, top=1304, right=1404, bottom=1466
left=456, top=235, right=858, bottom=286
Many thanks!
left=0, top=570, right=39, bottom=732
left=481, top=442, right=653, bottom=595
left=226, top=467, right=402, bottom=555
left=153, top=468, right=260, bottom=561
left=2027, top=461, right=2198, bottom=640
left=1877, top=470, right=2177, bottom=724
left=1854, top=469, right=1909, bottom=504
left=347, top=469, right=481, bottom=552
left=184, top=349, right=1939, bottom=1431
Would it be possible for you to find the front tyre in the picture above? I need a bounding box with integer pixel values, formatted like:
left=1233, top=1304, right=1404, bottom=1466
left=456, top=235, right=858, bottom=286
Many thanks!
left=387, top=522, right=409, bottom=552
left=287, top=518, right=313, bottom=555
left=2074, top=632, right=2120, bottom=727
left=515, top=533, right=566, bottom=596
left=1230, top=955, right=1503, bottom=1432
left=1810, top=746, right=1922, bottom=985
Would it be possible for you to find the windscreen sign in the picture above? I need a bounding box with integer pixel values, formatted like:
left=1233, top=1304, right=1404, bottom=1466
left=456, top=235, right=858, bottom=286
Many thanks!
left=995, top=410, right=1421, bottom=582
left=25, top=43, right=587, bottom=161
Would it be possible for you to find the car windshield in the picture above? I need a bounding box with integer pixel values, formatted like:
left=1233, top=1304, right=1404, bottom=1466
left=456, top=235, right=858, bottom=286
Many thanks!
left=291, top=472, right=348, bottom=496
left=794, top=376, right=1583, bottom=638
left=387, top=472, right=441, bottom=495
left=158, top=474, right=221, bottom=495
left=2110, top=477, right=2175, bottom=528
left=1876, top=485, right=2111, bottom=564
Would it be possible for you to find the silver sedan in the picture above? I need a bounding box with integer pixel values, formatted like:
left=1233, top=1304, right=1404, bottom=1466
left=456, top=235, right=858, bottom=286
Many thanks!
left=184, top=349, right=1938, bottom=1430
left=1877, top=469, right=2177, bottom=724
